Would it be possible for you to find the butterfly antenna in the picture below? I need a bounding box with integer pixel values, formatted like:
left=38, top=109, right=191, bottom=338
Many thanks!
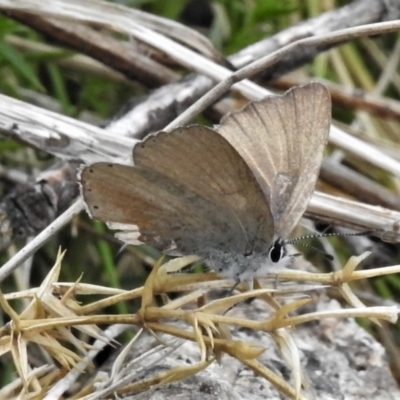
left=284, top=230, right=373, bottom=244
left=292, top=243, right=334, bottom=261
left=283, top=230, right=372, bottom=262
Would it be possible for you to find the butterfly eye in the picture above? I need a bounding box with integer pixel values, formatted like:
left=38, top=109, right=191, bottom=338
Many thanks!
left=269, top=240, right=284, bottom=263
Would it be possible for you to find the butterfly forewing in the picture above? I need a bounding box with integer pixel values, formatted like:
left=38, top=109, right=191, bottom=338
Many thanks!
left=81, top=127, right=274, bottom=257
left=217, top=83, right=331, bottom=238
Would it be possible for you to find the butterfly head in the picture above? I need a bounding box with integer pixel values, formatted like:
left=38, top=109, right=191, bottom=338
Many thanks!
left=268, top=237, right=287, bottom=264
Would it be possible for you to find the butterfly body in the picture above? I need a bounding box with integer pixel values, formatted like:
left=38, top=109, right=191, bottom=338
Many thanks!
left=206, top=246, right=293, bottom=281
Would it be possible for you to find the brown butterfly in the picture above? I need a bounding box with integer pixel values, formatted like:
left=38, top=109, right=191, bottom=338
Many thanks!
left=80, top=83, right=331, bottom=281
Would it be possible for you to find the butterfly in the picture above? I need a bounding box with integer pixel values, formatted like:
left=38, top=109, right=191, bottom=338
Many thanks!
left=80, top=83, right=331, bottom=281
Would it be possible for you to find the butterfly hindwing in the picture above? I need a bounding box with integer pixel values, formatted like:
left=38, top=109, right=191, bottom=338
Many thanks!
left=81, top=127, right=275, bottom=257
